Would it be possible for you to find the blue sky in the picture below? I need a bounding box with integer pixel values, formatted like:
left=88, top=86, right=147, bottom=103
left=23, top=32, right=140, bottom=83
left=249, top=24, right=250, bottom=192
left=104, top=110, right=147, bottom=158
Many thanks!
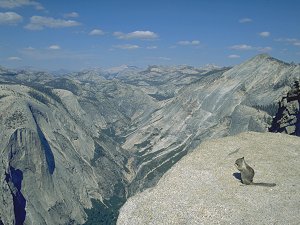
left=0, top=0, right=300, bottom=70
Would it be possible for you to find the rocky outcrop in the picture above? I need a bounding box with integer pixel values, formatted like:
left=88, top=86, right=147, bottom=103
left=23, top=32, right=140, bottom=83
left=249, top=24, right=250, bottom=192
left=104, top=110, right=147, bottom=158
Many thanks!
left=270, top=80, right=300, bottom=136
left=117, top=132, right=300, bottom=225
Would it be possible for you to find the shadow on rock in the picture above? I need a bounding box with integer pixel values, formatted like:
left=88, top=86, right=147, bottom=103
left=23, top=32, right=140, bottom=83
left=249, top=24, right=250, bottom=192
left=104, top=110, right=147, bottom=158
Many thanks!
left=233, top=172, right=241, bottom=182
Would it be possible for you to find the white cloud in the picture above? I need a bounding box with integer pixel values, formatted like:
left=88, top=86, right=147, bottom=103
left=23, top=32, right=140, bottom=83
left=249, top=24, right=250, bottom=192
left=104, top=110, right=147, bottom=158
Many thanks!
left=0, top=0, right=44, bottom=10
left=192, top=40, right=200, bottom=45
left=113, top=30, right=158, bottom=40
left=114, top=44, right=140, bottom=50
left=229, top=44, right=272, bottom=52
left=89, top=29, right=105, bottom=36
left=146, top=46, right=157, bottom=49
left=177, top=41, right=190, bottom=45
left=25, top=16, right=81, bottom=30
left=275, top=38, right=298, bottom=42
left=259, top=31, right=270, bottom=37
left=24, top=46, right=35, bottom=50
left=228, top=54, right=240, bottom=58
left=8, top=56, right=22, bottom=61
left=48, top=45, right=60, bottom=50
left=275, top=38, right=300, bottom=47
left=230, top=44, right=253, bottom=50
left=146, top=56, right=171, bottom=61
left=258, top=46, right=272, bottom=52
left=239, top=18, right=252, bottom=23
left=0, top=12, right=22, bottom=25
left=20, top=47, right=94, bottom=62
left=177, top=40, right=200, bottom=46
left=64, top=12, right=79, bottom=18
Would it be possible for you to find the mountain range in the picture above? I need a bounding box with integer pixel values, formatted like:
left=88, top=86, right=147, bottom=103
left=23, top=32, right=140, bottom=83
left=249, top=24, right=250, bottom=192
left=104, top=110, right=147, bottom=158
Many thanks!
left=0, top=54, right=299, bottom=225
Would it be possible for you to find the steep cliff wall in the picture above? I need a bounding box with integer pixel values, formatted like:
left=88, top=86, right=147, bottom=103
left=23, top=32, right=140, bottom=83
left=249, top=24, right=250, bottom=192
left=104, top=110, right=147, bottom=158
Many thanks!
left=0, top=85, right=132, bottom=225
left=270, top=80, right=300, bottom=136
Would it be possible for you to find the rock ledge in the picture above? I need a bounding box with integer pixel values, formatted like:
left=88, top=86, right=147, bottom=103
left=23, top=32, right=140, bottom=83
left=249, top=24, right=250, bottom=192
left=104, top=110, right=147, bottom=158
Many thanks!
left=118, top=132, right=300, bottom=225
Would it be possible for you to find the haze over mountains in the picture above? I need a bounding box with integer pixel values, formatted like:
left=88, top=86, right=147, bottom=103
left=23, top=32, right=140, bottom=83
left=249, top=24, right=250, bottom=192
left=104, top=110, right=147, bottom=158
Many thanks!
left=0, top=54, right=299, bottom=224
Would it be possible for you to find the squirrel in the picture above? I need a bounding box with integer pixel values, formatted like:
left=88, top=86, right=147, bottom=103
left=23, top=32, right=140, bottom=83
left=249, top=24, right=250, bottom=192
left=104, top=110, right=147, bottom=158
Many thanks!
left=234, top=157, right=276, bottom=187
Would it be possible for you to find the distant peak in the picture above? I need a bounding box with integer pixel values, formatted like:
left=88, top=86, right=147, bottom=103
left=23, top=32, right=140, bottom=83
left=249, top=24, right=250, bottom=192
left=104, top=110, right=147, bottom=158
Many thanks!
left=200, top=64, right=221, bottom=70
left=105, top=65, right=140, bottom=74
left=251, top=53, right=271, bottom=61
left=247, top=54, right=291, bottom=66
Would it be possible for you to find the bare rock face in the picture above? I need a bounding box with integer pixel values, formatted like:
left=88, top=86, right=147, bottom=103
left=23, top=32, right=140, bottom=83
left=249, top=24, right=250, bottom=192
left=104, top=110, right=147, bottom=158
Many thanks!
left=270, top=80, right=300, bottom=136
left=0, top=84, right=132, bottom=224
left=117, top=132, right=300, bottom=225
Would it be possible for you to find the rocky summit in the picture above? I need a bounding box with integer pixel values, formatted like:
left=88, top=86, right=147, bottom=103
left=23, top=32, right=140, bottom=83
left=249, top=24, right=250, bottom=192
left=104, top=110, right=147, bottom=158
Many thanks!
left=117, top=132, right=300, bottom=225
left=0, top=54, right=300, bottom=224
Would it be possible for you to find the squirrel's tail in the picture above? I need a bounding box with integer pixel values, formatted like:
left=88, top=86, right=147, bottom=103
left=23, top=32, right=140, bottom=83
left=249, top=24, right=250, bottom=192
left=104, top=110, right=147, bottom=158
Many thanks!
left=252, top=182, right=276, bottom=187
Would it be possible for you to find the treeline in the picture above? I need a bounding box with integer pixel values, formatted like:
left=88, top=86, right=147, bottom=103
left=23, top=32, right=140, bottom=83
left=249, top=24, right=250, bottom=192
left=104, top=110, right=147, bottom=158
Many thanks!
left=252, top=103, right=279, bottom=117
left=84, top=199, right=118, bottom=225
left=28, top=90, right=49, bottom=105
left=26, top=83, right=63, bottom=105
left=84, top=181, right=126, bottom=225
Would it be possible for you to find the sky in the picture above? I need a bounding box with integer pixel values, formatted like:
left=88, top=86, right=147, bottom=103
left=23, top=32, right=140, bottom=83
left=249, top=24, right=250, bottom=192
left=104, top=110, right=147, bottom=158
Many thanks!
left=0, top=0, right=300, bottom=71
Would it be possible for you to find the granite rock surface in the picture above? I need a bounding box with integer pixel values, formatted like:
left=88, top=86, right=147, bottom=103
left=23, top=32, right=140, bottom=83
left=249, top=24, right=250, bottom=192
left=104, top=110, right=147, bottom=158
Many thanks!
left=118, top=132, right=300, bottom=225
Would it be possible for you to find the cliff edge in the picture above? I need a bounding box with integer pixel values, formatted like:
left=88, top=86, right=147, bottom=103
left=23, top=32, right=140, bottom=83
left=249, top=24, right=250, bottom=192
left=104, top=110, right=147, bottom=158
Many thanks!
left=117, top=132, right=300, bottom=225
